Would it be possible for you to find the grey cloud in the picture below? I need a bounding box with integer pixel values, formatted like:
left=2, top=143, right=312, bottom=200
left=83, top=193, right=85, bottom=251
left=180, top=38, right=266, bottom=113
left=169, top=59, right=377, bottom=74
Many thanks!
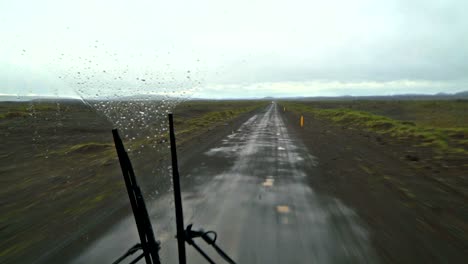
left=1, top=0, right=467, bottom=98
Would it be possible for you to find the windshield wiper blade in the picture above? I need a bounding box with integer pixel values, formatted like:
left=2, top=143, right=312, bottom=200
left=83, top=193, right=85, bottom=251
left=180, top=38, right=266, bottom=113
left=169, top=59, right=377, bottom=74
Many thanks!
left=112, top=129, right=161, bottom=264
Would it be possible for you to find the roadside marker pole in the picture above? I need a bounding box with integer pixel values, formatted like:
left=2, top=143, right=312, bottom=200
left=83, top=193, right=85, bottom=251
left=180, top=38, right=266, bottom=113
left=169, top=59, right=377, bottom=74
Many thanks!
left=300, top=115, right=304, bottom=128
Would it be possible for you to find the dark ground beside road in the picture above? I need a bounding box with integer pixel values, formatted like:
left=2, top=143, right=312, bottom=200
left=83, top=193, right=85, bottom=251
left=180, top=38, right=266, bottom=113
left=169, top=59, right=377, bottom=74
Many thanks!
left=280, top=104, right=467, bottom=263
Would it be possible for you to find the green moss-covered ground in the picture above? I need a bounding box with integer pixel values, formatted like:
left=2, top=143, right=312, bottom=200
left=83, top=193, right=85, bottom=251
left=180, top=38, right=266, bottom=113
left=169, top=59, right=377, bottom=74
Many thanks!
left=281, top=101, right=468, bottom=155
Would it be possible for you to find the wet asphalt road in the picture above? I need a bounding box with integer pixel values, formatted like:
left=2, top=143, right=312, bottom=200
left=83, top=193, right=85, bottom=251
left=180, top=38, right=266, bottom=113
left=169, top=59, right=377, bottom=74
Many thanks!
left=72, top=103, right=377, bottom=263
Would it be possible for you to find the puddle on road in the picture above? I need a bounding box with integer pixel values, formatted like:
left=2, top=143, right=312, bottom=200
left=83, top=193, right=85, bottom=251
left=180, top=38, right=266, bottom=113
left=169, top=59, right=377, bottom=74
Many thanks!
left=205, top=145, right=242, bottom=156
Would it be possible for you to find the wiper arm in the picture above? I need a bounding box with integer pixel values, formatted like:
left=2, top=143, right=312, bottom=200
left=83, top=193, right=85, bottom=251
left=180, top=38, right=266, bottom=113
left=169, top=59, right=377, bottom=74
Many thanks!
left=169, top=113, right=236, bottom=264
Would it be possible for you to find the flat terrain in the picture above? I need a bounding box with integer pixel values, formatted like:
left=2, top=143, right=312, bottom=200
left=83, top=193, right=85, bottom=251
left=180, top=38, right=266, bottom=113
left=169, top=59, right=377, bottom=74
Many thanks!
left=0, top=99, right=266, bottom=264
left=1, top=99, right=466, bottom=263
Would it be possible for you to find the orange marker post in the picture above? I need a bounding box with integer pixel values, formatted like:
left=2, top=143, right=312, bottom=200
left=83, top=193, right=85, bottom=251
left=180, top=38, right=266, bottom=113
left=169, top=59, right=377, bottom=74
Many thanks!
left=300, top=115, right=304, bottom=128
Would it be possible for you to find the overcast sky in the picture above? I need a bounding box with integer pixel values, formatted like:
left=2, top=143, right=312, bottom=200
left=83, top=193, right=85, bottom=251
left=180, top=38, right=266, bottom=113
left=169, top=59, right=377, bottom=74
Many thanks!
left=1, top=0, right=467, bottom=99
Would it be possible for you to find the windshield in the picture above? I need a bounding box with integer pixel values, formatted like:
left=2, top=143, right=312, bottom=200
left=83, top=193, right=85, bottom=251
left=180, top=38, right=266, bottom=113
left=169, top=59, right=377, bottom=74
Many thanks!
left=1, top=1, right=467, bottom=264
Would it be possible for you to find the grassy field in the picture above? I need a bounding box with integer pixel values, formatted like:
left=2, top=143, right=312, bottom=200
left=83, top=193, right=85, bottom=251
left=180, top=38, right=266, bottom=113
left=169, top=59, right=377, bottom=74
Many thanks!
left=281, top=100, right=468, bottom=155
left=0, top=99, right=267, bottom=263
